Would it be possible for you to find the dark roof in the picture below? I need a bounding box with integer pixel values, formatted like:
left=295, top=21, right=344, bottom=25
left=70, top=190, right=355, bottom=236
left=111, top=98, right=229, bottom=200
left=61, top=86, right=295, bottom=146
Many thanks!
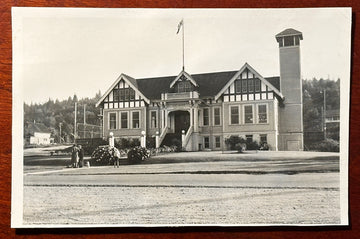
left=123, top=73, right=138, bottom=88
left=136, top=71, right=280, bottom=100
left=266, top=76, right=280, bottom=91
left=24, top=122, right=51, bottom=135
left=276, top=28, right=303, bottom=40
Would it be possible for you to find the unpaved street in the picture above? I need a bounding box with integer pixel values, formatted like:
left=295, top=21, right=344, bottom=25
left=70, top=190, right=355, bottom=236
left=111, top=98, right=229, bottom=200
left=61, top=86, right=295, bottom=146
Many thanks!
left=23, top=151, right=340, bottom=225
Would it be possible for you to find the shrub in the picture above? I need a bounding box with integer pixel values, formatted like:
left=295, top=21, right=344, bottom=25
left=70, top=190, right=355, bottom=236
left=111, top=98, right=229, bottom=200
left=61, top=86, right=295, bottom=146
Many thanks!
left=225, top=135, right=262, bottom=152
left=90, top=145, right=115, bottom=166
left=247, top=140, right=261, bottom=150
left=225, top=136, right=243, bottom=150
left=309, top=139, right=339, bottom=152
left=127, top=146, right=150, bottom=164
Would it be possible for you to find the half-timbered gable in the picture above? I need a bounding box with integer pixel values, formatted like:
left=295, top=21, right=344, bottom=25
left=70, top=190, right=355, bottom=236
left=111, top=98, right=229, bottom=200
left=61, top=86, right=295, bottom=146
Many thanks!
left=170, top=71, right=198, bottom=93
left=96, top=74, right=150, bottom=109
left=215, top=63, right=283, bottom=102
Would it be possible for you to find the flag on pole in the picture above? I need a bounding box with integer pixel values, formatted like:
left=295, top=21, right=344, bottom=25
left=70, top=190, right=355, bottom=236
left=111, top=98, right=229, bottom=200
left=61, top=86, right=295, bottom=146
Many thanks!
left=176, top=19, right=183, bottom=34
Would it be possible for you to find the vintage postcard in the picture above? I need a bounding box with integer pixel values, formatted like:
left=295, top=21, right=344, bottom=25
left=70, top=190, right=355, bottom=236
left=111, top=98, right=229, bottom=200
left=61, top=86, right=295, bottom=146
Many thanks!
left=11, top=7, right=351, bottom=227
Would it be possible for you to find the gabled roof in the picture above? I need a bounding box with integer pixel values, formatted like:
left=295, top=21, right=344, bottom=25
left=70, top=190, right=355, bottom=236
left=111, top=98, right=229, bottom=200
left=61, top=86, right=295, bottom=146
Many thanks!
left=169, top=70, right=199, bottom=88
left=95, top=73, right=150, bottom=107
left=214, top=63, right=283, bottom=100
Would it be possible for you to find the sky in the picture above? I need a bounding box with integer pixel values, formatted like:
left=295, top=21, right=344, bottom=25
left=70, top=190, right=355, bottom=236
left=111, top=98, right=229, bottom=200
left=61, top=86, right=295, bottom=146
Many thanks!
left=13, top=8, right=352, bottom=104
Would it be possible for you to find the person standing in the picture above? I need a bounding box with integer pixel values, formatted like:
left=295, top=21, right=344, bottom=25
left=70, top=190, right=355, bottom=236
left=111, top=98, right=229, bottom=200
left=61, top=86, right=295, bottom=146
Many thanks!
left=71, top=144, right=79, bottom=168
left=112, top=147, right=121, bottom=168
left=78, top=145, right=84, bottom=168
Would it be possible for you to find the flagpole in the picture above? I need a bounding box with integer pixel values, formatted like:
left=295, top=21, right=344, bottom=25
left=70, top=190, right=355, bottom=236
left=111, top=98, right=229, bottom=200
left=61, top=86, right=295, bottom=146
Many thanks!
left=182, top=19, right=185, bottom=71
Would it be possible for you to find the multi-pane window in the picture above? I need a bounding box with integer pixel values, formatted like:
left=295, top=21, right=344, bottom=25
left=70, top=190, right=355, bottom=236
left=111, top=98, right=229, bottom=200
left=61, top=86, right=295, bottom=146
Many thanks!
left=113, top=89, right=119, bottom=101
left=132, top=111, right=140, bottom=128
left=214, top=108, right=221, bottom=126
left=255, top=79, right=261, bottom=92
left=177, top=81, right=192, bottom=93
left=184, top=81, right=191, bottom=92
left=215, top=136, right=221, bottom=148
left=260, top=134, right=267, bottom=143
left=242, top=80, right=247, bottom=93
left=119, top=89, right=125, bottom=101
left=258, top=104, right=267, bottom=123
left=248, top=79, right=254, bottom=92
left=121, top=112, right=128, bottom=129
left=203, top=108, right=209, bottom=126
left=109, top=113, right=117, bottom=129
left=118, top=88, right=135, bottom=101
left=230, top=106, right=239, bottom=124
left=235, top=80, right=241, bottom=93
left=151, top=111, right=157, bottom=128
left=129, top=88, right=135, bottom=100
left=204, top=137, right=210, bottom=149
left=244, top=105, right=253, bottom=124
left=124, top=89, right=130, bottom=101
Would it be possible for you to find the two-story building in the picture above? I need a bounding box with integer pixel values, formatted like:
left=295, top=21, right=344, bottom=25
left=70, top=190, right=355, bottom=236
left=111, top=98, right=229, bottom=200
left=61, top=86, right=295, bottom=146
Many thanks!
left=96, top=28, right=304, bottom=151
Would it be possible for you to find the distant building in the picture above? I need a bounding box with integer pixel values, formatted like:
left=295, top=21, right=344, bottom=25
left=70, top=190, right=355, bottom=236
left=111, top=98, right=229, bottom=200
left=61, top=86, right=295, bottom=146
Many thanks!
left=96, top=28, right=304, bottom=151
left=325, top=109, right=340, bottom=124
left=24, top=122, right=54, bottom=145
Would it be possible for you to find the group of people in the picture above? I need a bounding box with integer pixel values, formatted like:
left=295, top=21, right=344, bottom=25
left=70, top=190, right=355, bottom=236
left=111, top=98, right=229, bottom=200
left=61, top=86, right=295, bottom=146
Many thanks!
left=71, top=144, right=121, bottom=168
left=71, top=144, right=84, bottom=168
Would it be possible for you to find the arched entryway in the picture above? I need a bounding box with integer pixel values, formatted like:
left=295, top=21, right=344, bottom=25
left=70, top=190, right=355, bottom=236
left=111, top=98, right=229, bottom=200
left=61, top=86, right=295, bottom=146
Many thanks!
left=172, top=110, right=190, bottom=134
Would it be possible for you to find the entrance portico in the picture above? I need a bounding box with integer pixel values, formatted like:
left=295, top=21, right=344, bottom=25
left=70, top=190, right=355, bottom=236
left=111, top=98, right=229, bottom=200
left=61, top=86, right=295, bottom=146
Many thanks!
left=158, top=98, right=201, bottom=151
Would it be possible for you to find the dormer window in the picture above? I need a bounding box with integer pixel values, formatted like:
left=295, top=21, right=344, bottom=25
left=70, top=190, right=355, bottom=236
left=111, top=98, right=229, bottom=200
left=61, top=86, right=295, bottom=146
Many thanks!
left=176, top=80, right=192, bottom=93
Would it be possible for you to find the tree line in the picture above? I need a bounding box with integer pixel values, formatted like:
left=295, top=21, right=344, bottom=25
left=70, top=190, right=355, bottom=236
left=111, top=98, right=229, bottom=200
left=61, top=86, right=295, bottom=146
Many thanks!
left=24, top=91, right=102, bottom=143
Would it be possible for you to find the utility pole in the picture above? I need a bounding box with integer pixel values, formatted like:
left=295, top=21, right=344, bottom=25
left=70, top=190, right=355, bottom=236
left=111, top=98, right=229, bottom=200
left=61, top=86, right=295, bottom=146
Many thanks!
left=74, top=102, right=77, bottom=143
left=84, top=104, right=86, bottom=124
left=323, top=89, right=327, bottom=140
left=59, top=123, right=62, bottom=144
left=83, top=104, right=86, bottom=138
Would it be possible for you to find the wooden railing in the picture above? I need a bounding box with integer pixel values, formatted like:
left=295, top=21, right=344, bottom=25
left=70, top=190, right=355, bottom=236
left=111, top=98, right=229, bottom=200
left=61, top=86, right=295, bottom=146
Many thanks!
left=182, top=126, right=193, bottom=149
left=158, top=127, right=169, bottom=146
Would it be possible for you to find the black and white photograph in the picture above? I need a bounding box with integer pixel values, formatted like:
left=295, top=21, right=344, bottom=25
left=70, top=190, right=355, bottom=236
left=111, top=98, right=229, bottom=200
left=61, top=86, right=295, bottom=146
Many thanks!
left=11, top=7, right=351, bottom=227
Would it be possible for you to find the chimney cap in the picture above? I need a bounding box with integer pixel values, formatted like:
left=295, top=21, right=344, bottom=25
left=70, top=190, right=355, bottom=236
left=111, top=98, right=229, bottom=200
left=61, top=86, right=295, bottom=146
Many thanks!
left=276, top=28, right=303, bottom=41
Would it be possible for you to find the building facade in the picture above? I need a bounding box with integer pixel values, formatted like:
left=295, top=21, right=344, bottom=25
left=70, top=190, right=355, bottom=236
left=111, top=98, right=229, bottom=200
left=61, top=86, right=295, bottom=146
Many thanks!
left=24, top=122, right=54, bottom=145
left=96, top=28, right=304, bottom=151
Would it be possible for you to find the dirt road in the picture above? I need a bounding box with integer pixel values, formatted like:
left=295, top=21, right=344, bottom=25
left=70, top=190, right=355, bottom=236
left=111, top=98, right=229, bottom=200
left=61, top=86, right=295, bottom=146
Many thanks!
left=22, top=151, right=341, bottom=226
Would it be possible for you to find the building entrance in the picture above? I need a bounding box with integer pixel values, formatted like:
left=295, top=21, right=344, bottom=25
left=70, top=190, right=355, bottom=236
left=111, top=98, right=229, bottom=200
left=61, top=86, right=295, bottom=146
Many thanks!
left=173, top=111, right=190, bottom=134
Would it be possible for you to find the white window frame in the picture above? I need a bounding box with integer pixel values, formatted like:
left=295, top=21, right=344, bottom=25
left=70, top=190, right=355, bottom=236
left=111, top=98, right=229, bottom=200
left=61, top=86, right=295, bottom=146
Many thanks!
left=108, top=112, right=117, bottom=130
left=257, top=103, right=268, bottom=124
left=203, top=107, right=210, bottom=126
left=213, top=107, right=221, bottom=126
left=131, top=110, right=141, bottom=129
left=243, top=104, right=254, bottom=124
left=204, top=136, right=210, bottom=149
left=120, top=111, right=129, bottom=129
left=214, top=136, right=221, bottom=148
left=150, top=110, right=158, bottom=129
left=229, top=105, right=240, bottom=125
